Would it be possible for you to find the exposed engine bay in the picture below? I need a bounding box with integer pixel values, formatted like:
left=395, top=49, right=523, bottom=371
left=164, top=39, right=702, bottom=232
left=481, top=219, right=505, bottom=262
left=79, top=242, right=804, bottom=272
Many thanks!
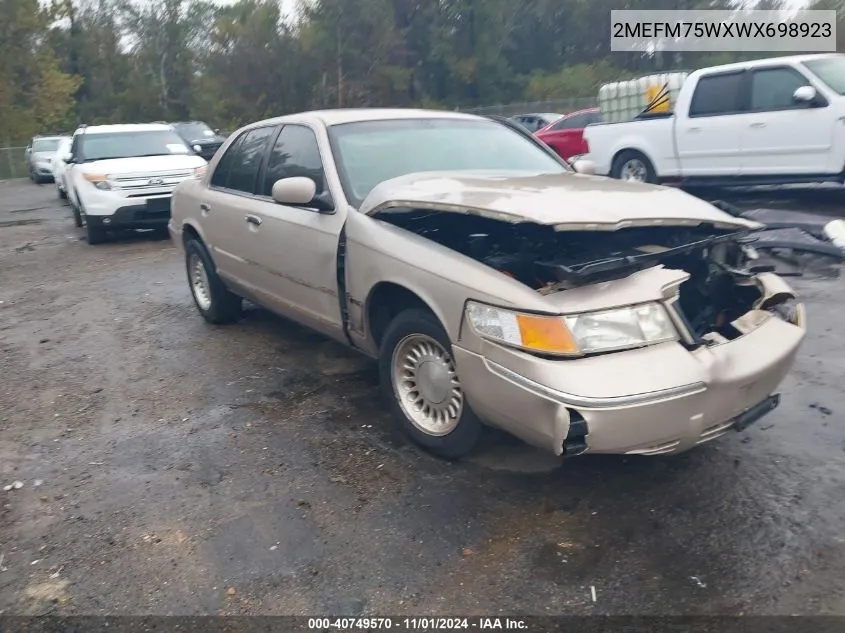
left=378, top=210, right=798, bottom=345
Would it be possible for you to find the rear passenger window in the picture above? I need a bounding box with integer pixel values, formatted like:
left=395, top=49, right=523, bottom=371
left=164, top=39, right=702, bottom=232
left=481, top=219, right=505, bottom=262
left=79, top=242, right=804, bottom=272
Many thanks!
left=209, top=134, right=244, bottom=189
left=553, top=113, right=589, bottom=130
left=225, top=126, right=275, bottom=193
left=689, top=72, right=746, bottom=117
left=751, top=67, right=813, bottom=111
left=260, top=125, right=327, bottom=197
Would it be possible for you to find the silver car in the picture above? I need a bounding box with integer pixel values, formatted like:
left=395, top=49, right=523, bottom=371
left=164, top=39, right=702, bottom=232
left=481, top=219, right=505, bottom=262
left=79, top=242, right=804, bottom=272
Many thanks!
left=169, top=109, right=806, bottom=459
left=25, top=135, right=69, bottom=183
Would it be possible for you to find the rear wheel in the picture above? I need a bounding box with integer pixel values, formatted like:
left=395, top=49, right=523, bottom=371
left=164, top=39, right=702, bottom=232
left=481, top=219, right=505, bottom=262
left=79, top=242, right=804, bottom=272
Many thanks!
left=611, top=150, right=656, bottom=183
left=57, top=184, right=67, bottom=200
left=379, top=309, right=482, bottom=459
left=185, top=238, right=243, bottom=324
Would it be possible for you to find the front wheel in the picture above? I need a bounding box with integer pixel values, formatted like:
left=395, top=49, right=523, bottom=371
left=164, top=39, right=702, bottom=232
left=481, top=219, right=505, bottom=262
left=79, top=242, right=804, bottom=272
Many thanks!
left=185, top=238, right=243, bottom=324
left=379, top=309, right=482, bottom=459
left=611, top=150, right=656, bottom=183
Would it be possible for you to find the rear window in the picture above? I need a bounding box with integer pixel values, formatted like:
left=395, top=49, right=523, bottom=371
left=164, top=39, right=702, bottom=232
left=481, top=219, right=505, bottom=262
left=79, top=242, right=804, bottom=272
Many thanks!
left=689, top=71, right=746, bottom=117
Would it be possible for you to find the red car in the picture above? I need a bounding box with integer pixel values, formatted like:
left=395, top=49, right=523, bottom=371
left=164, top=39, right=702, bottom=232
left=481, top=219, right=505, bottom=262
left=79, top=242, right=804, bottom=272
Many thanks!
left=534, top=108, right=602, bottom=161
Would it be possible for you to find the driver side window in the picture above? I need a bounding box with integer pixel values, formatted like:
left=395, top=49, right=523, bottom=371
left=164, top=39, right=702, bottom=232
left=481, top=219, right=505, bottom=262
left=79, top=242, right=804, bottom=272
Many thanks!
left=260, top=125, right=327, bottom=197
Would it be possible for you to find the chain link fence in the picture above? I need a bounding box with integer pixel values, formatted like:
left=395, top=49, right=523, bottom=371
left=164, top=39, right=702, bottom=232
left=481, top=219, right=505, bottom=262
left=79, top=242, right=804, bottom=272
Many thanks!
left=458, top=97, right=598, bottom=117
left=0, top=146, right=28, bottom=180
left=0, top=99, right=600, bottom=180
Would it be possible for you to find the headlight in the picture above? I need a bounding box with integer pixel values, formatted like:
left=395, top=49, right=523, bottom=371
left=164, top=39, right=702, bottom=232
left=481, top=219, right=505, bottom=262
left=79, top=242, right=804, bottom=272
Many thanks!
left=564, top=303, right=677, bottom=354
left=465, top=301, right=677, bottom=356
left=465, top=302, right=579, bottom=355
left=83, top=173, right=112, bottom=190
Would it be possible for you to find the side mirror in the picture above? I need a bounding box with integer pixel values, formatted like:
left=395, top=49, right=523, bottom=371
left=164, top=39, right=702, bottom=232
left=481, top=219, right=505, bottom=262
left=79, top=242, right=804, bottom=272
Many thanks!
left=214, top=128, right=220, bottom=134
left=572, top=158, right=597, bottom=175
left=61, top=152, right=74, bottom=163
left=192, top=144, right=202, bottom=153
left=272, top=177, right=318, bottom=206
left=793, top=85, right=817, bottom=103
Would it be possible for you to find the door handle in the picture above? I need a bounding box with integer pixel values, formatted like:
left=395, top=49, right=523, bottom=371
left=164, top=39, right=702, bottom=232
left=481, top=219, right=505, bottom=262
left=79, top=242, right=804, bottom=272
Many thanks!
left=200, top=203, right=211, bottom=212
left=687, top=127, right=702, bottom=133
left=750, top=122, right=767, bottom=128
left=245, top=214, right=262, bottom=226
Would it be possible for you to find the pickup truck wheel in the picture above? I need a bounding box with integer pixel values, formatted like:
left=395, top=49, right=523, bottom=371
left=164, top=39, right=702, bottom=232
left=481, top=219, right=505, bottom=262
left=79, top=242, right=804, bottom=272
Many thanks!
left=185, top=238, right=243, bottom=324
left=380, top=309, right=482, bottom=459
left=611, top=150, right=656, bottom=183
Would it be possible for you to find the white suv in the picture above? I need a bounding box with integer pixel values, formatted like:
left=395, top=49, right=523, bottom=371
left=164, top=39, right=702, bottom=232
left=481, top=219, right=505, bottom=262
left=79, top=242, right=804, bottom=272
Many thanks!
left=63, top=123, right=207, bottom=244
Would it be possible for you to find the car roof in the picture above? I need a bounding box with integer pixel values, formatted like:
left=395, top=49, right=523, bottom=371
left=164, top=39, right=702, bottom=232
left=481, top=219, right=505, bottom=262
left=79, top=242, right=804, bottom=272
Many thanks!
left=32, top=135, right=69, bottom=141
left=243, top=108, right=483, bottom=130
left=693, top=53, right=842, bottom=75
left=563, top=107, right=600, bottom=117
left=75, top=123, right=174, bottom=135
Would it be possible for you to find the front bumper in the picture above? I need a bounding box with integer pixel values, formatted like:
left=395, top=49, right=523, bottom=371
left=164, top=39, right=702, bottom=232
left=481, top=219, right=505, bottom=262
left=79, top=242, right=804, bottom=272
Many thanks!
left=453, top=311, right=805, bottom=456
left=86, top=198, right=172, bottom=230
left=33, top=164, right=54, bottom=177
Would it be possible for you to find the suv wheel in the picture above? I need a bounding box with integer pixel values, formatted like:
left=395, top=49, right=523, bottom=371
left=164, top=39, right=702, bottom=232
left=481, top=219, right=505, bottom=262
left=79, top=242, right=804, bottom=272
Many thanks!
left=71, top=201, right=83, bottom=228
left=85, top=220, right=107, bottom=244
left=185, top=238, right=242, bottom=324
left=379, top=308, right=482, bottom=459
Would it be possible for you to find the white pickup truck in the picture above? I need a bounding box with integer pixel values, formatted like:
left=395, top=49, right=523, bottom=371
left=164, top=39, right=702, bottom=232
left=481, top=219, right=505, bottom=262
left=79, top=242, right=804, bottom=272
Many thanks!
left=583, top=53, right=845, bottom=186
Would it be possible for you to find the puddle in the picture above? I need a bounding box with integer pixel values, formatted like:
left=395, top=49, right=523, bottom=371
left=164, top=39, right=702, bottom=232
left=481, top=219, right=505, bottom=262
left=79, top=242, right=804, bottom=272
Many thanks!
left=467, top=440, right=565, bottom=473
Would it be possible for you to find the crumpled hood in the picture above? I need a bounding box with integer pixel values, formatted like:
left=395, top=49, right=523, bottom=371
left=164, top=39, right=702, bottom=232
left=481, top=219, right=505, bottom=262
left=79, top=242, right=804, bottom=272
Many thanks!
left=359, top=171, right=760, bottom=232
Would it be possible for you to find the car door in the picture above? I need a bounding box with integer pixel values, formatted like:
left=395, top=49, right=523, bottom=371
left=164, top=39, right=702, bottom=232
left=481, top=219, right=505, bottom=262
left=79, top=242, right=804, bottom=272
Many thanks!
left=538, top=112, right=588, bottom=159
left=676, top=70, right=746, bottom=176
left=243, top=123, right=347, bottom=341
left=200, top=125, right=277, bottom=291
left=739, top=65, right=835, bottom=175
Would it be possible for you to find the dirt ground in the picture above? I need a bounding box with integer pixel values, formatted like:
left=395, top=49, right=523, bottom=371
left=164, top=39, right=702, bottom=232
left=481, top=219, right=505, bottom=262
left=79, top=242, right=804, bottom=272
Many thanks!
left=1, top=178, right=844, bottom=616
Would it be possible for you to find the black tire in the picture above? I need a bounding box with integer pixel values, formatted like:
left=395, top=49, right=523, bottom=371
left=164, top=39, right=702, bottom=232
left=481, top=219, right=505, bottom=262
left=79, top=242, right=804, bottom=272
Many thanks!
left=85, top=220, right=107, bottom=244
left=71, top=201, right=83, bottom=228
left=379, top=308, right=482, bottom=459
left=58, top=186, right=67, bottom=200
left=611, top=150, right=657, bottom=183
left=185, top=238, right=242, bottom=324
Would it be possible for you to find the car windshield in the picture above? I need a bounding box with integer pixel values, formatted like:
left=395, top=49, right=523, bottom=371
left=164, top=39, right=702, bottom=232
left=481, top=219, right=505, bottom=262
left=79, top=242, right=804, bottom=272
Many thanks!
left=803, top=56, right=845, bottom=95
left=80, top=130, right=190, bottom=162
left=32, top=138, right=63, bottom=152
left=173, top=122, right=216, bottom=140
left=328, top=118, right=568, bottom=206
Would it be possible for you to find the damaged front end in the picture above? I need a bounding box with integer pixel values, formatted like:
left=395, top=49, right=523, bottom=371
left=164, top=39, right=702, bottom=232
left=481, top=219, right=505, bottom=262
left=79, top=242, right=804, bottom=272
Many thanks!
left=376, top=209, right=804, bottom=348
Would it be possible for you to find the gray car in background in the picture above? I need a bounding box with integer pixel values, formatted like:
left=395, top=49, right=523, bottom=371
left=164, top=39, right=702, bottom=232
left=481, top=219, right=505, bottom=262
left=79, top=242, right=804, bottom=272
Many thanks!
left=508, top=113, right=565, bottom=132
left=25, top=135, right=70, bottom=183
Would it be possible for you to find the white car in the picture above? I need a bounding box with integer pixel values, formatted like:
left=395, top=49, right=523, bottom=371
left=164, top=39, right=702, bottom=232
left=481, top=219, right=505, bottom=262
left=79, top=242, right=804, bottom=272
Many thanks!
left=62, top=123, right=207, bottom=244
left=584, top=53, right=845, bottom=186
left=51, top=137, right=72, bottom=200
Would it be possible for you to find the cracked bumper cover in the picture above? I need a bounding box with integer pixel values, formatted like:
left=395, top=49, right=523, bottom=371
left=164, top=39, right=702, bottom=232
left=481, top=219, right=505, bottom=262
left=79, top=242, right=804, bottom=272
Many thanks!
left=453, top=309, right=805, bottom=456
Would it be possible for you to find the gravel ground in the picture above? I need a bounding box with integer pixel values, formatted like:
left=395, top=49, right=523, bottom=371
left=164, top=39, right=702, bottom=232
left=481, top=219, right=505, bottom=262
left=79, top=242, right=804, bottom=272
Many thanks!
left=1, top=179, right=844, bottom=616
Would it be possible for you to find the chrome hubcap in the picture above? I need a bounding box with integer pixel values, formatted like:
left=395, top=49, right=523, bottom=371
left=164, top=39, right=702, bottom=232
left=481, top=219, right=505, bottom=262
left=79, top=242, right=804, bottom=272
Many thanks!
left=189, top=253, right=212, bottom=311
left=391, top=334, right=464, bottom=436
left=620, top=158, right=647, bottom=182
